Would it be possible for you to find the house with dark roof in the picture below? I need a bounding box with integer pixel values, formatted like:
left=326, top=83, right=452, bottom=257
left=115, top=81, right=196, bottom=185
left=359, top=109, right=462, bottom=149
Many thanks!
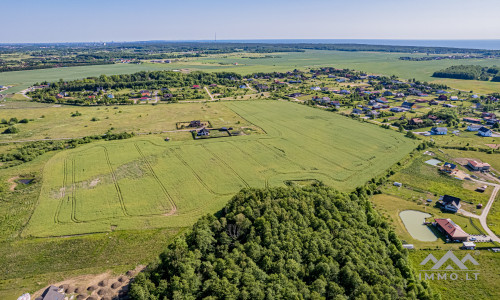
left=431, top=127, right=447, bottom=135
left=35, top=285, right=64, bottom=300
left=438, top=95, right=448, bottom=101
left=439, top=195, right=462, bottom=213
left=478, top=127, right=493, bottom=137
left=197, top=128, right=210, bottom=136
left=189, top=120, right=202, bottom=128
left=390, top=107, right=405, bottom=113
left=440, top=162, right=457, bottom=174
left=434, top=218, right=469, bottom=241
left=401, top=101, right=415, bottom=109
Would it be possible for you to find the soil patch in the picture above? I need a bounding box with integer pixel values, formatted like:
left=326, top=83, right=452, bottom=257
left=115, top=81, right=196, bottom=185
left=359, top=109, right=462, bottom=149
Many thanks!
left=7, top=176, right=19, bottom=191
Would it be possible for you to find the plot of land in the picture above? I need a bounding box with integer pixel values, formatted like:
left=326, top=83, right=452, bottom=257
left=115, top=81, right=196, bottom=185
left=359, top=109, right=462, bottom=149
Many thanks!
left=25, top=101, right=417, bottom=237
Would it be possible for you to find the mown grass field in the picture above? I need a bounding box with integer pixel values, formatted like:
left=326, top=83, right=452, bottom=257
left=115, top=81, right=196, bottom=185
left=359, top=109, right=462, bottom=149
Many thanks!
left=2, top=50, right=500, bottom=94
left=0, top=101, right=259, bottom=141
left=23, top=100, right=417, bottom=237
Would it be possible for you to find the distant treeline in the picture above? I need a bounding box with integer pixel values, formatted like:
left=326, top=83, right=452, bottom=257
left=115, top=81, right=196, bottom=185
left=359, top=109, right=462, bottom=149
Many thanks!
left=432, top=65, right=500, bottom=81
left=399, top=54, right=496, bottom=61
left=2, top=41, right=500, bottom=56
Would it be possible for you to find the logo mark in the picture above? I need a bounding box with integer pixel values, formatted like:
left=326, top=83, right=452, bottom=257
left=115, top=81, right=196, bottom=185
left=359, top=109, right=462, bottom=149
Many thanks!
left=420, top=250, right=479, bottom=270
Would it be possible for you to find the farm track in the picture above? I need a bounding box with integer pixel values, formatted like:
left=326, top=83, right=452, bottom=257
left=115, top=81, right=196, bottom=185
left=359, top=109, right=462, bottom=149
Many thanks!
left=102, top=146, right=130, bottom=217
left=134, top=143, right=177, bottom=215
left=171, top=149, right=231, bottom=196
left=201, top=144, right=250, bottom=188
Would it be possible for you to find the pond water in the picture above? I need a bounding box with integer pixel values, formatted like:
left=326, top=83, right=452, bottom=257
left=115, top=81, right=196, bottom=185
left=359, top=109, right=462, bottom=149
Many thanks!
left=18, top=179, right=33, bottom=184
left=399, top=210, right=438, bottom=241
left=425, top=159, right=442, bottom=166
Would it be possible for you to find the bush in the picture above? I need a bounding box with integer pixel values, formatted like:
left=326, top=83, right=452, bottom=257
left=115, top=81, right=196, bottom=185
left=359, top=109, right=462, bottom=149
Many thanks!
left=19, top=119, right=29, bottom=124
left=90, top=117, right=99, bottom=122
left=2, top=126, right=19, bottom=134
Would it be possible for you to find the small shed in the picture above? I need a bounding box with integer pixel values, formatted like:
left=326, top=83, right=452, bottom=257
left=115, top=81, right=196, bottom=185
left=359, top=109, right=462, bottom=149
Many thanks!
left=402, top=244, right=415, bottom=250
left=394, top=182, right=402, bottom=187
left=462, top=242, right=476, bottom=250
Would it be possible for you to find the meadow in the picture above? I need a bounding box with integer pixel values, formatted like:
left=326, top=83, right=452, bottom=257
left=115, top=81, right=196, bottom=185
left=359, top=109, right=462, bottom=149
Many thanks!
left=23, top=100, right=417, bottom=237
left=0, top=100, right=259, bottom=142
left=390, top=153, right=493, bottom=204
left=2, top=50, right=500, bottom=94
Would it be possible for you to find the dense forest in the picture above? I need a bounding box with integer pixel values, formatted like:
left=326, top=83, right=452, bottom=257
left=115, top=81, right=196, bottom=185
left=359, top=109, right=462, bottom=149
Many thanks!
left=129, top=185, right=438, bottom=300
left=432, top=65, right=499, bottom=81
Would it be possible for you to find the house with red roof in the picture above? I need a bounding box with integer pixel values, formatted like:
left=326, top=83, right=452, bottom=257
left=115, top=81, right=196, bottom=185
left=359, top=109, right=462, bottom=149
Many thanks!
left=434, top=218, right=469, bottom=241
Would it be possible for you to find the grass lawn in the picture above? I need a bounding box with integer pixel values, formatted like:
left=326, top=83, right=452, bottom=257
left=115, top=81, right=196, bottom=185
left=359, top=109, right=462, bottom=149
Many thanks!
left=389, top=153, right=492, bottom=204
left=0, top=101, right=261, bottom=142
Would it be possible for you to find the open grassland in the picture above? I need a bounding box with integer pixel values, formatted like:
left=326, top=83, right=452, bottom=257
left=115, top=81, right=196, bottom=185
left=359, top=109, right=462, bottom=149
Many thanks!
left=2, top=50, right=500, bottom=94
left=408, top=250, right=500, bottom=300
left=390, top=153, right=492, bottom=204
left=0, top=101, right=259, bottom=142
left=23, top=101, right=417, bottom=237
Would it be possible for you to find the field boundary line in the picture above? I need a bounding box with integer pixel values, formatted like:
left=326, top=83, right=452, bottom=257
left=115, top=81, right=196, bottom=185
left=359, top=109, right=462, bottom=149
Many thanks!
left=102, top=146, right=130, bottom=217
left=134, top=143, right=177, bottom=215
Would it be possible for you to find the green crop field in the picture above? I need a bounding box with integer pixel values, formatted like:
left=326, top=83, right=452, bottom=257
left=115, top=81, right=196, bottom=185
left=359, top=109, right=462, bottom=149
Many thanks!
left=2, top=50, right=500, bottom=95
left=23, top=101, right=417, bottom=237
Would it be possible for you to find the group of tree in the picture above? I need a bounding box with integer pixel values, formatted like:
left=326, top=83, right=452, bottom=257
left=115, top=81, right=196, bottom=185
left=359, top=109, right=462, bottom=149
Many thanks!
left=0, top=132, right=134, bottom=164
left=129, top=185, right=438, bottom=300
left=28, top=71, right=243, bottom=105
left=432, top=65, right=499, bottom=81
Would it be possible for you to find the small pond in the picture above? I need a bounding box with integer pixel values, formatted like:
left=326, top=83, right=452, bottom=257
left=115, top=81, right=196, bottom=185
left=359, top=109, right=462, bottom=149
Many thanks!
left=18, top=179, right=34, bottom=184
left=425, top=159, right=442, bottom=166
left=399, top=210, right=437, bottom=241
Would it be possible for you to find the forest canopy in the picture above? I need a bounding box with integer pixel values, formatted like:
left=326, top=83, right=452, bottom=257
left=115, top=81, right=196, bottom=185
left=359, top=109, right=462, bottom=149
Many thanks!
left=432, top=65, right=499, bottom=81
left=130, top=186, right=438, bottom=300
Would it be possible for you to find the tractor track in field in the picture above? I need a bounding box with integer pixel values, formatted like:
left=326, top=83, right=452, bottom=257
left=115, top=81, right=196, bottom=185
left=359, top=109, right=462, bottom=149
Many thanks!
left=171, top=149, right=230, bottom=196
left=255, top=139, right=307, bottom=171
left=54, top=159, right=68, bottom=224
left=201, top=144, right=250, bottom=188
left=134, top=143, right=177, bottom=215
left=102, top=146, right=130, bottom=217
left=229, top=141, right=273, bottom=188
left=70, top=159, right=81, bottom=223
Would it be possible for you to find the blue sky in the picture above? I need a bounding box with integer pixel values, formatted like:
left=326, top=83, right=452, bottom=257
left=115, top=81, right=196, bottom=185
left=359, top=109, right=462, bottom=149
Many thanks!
left=1, top=0, right=499, bottom=43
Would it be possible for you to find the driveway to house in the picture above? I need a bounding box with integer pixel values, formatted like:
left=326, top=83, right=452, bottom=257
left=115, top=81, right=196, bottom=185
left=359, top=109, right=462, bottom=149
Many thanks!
left=204, top=86, right=215, bottom=100
left=245, top=83, right=256, bottom=92
left=459, top=179, right=500, bottom=243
